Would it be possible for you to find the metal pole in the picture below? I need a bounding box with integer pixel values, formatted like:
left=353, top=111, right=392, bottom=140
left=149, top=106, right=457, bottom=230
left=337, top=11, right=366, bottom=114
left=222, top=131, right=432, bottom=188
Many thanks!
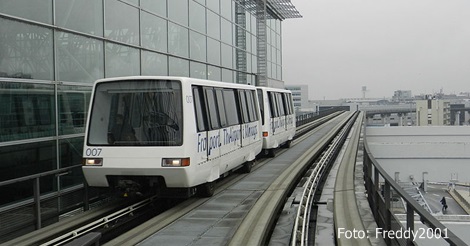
left=33, top=177, right=42, bottom=229
left=406, top=202, right=414, bottom=246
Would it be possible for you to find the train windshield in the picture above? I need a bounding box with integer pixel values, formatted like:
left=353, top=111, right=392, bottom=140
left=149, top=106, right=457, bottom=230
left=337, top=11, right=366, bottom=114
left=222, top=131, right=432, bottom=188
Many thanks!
left=87, top=79, right=183, bottom=146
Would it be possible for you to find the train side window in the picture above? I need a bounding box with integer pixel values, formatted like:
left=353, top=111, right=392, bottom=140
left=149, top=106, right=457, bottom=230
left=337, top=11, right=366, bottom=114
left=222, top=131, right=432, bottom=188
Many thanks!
left=192, top=86, right=207, bottom=132
left=251, top=90, right=259, bottom=121
left=223, top=89, right=240, bottom=126
left=204, top=88, right=220, bottom=130
left=215, top=89, right=227, bottom=127
left=257, top=89, right=264, bottom=125
left=268, top=92, right=278, bottom=118
left=276, top=93, right=285, bottom=116
left=238, top=90, right=249, bottom=123
left=245, top=90, right=256, bottom=122
left=284, top=93, right=292, bottom=115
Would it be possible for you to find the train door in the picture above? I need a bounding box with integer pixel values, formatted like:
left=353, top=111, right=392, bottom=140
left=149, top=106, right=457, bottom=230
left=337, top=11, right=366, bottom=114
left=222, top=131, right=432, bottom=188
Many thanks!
left=203, top=87, right=221, bottom=162
left=192, top=86, right=209, bottom=164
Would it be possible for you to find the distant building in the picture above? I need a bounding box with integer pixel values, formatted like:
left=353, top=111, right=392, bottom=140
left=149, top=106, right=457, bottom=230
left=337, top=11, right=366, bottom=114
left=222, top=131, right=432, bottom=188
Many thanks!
left=392, top=90, right=412, bottom=102
left=416, top=96, right=450, bottom=126
left=285, top=85, right=309, bottom=112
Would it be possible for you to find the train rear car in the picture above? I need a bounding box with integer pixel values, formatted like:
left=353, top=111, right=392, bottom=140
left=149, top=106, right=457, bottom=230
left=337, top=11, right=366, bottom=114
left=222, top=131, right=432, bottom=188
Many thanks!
left=82, top=76, right=262, bottom=197
left=256, top=87, right=296, bottom=157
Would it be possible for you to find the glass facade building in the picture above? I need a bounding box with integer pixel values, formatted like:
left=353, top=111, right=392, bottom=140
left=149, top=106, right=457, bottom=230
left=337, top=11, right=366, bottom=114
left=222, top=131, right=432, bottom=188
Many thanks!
left=0, top=0, right=300, bottom=207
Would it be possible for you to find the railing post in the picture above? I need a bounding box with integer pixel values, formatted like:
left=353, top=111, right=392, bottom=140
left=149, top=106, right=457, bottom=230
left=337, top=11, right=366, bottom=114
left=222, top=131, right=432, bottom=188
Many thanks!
left=406, top=202, right=414, bottom=246
left=33, top=177, right=42, bottom=229
left=384, top=181, right=391, bottom=245
left=84, top=182, right=90, bottom=211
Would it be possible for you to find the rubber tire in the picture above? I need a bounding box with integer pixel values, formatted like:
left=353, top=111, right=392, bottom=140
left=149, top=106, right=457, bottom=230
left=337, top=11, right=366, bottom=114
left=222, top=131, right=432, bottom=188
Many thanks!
left=265, top=148, right=276, bottom=158
left=240, top=160, right=254, bottom=173
left=282, top=140, right=292, bottom=149
left=197, top=181, right=215, bottom=197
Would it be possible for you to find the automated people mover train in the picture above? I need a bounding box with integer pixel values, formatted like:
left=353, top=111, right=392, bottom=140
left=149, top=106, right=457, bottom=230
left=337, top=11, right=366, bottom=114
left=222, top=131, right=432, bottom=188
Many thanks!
left=257, top=87, right=296, bottom=157
left=82, top=76, right=262, bottom=197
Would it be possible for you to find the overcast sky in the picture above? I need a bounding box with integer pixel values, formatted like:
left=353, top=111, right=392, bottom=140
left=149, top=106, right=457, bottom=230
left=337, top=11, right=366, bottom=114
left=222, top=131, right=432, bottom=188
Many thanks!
left=282, top=0, right=470, bottom=100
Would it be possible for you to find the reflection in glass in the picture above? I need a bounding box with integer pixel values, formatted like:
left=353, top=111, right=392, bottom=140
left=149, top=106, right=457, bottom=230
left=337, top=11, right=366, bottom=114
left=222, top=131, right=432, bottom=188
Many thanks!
left=207, top=38, right=220, bottom=66
left=142, top=51, right=168, bottom=76
left=105, top=42, right=140, bottom=77
left=208, top=65, right=221, bottom=81
left=0, top=0, right=52, bottom=24
left=222, top=69, right=233, bottom=83
left=207, top=11, right=220, bottom=40
left=0, top=82, right=55, bottom=142
left=0, top=18, right=53, bottom=80
left=141, top=12, right=167, bottom=53
left=168, top=23, right=189, bottom=58
left=190, top=31, right=206, bottom=62
left=105, top=0, right=139, bottom=45
left=56, top=32, right=104, bottom=82
left=58, top=85, right=92, bottom=135
left=168, top=0, right=188, bottom=26
left=190, top=61, right=206, bottom=79
left=189, top=1, right=206, bottom=34
left=221, top=43, right=233, bottom=69
left=55, top=0, right=103, bottom=36
left=59, top=138, right=85, bottom=188
left=169, top=57, right=189, bottom=77
left=141, top=0, right=167, bottom=17
left=0, top=141, right=56, bottom=206
left=221, top=18, right=232, bottom=45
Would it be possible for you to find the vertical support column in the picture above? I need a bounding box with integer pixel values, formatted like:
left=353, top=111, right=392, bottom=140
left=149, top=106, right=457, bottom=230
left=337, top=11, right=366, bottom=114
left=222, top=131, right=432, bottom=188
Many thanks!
left=235, top=1, right=247, bottom=84
left=406, top=202, right=415, bottom=246
left=256, top=0, right=267, bottom=86
left=384, top=181, right=391, bottom=245
left=33, top=178, right=42, bottom=229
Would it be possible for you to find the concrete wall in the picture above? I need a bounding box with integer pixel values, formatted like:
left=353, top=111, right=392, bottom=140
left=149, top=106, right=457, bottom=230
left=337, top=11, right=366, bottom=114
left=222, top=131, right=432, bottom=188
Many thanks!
left=366, top=126, right=470, bottom=183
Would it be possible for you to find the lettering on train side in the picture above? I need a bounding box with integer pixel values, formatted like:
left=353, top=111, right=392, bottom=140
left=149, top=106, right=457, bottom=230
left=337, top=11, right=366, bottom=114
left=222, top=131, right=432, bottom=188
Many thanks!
left=223, top=127, right=241, bottom=145
left=244, top=125, right=258, bottom=139
left=197, top=133, right=221, bottom=155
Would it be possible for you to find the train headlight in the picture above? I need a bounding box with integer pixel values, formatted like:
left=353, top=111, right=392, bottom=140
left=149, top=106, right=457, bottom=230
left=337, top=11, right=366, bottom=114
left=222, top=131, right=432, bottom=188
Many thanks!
left=84, top=158, right=103, bottom=166
left=263, top=131, right=269, bottom=137
left=162, top=158, right=190, bottom=167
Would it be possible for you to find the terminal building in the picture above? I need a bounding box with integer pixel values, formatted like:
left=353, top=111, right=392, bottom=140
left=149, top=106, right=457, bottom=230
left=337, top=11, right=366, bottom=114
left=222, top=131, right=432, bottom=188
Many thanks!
left=0, top=0, right=301, bottom=225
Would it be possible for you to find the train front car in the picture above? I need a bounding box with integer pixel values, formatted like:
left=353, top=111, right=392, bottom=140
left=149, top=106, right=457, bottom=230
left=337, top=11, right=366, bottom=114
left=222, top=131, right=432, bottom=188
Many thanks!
left=82, top=76, right=262, bottom=197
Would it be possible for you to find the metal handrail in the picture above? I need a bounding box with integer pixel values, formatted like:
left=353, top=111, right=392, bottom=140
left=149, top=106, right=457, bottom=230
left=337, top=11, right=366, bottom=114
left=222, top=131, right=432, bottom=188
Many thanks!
left=363, top=121, right=466, bottom=245
left=0, top=164, right=83, bottom=230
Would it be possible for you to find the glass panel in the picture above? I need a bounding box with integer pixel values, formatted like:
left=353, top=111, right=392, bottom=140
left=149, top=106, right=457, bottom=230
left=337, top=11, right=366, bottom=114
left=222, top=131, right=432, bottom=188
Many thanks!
left=105, top=42, right=140, bottom=77
left=192, top=86, right=207, bottom=132
left=56, top=0, right=103, bottom=36
left=189, top=1, right=206, bottom=34
left=141, top=0, right=166, bottom=17
left=220, top=0, right=231, bottom=20
left=88, top=80, right=183, bottom=146
left=222, top=68, right=232, bottom=83
left=168, top=0, right=188, bottom=26
left=206, top=0, right=219, bottom=13
left=0, top=141, right=56, bottom=206
left=141, top=12, right=167, bottom=52
left=208, top=65, right=221, bottom=81
left=0, top=19, right=53, bottom=80
left=122, top=0, right=138, bottom=6
left=207, top=38, right=220, bottom=66
left=168, top=23, right=189, bottom=58
left=58, top=85, right=92, bottom=135
left=190, top=61, right=206, bottom=79
left=207, top=11, right=220, bottom=40
left=141, top=51, right=168, bottom=76
left=221, top=43, right=232, bottom=69
left=169, top=56, right=189, bottom=77
left=104, top=0, right=139, bottom=45
left=190, top=31, right=206, bottom=62
left=205, top=88, right=219, bottom=129
left=221, top=18, right=232, bottom=45
left=59, top=138, right=85, bottom=188
left=0, top=0, right=52, bottom=24
left=56, top=32, right=104, bottom=83
left=223, top=89, right=239, bottom=126
left=0, top=82, right=55, bottom=142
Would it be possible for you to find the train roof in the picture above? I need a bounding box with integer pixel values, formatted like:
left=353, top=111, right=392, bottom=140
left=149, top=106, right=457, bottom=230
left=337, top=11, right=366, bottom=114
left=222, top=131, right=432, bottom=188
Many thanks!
left=94, top=76, right=257, bottom=90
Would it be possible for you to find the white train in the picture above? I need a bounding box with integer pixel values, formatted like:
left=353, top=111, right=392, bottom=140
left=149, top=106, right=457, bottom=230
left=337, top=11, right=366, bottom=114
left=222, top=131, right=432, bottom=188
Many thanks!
left=257, top=87, right=296, bottom=157
left=82, top=76, right=262, bottom=197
